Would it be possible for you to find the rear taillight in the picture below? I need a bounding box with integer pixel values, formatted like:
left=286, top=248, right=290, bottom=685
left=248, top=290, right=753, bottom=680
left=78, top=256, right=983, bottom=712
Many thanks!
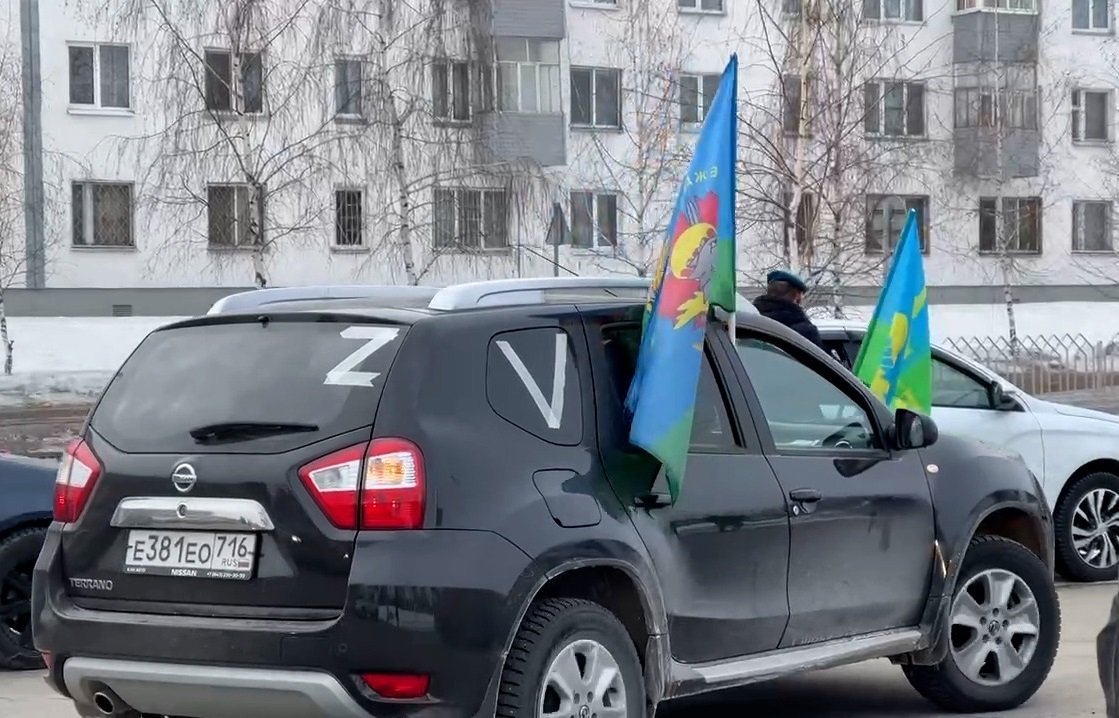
left=54, top=438, right=102, bottom=523
left=298, top=438, right=425, bottom=530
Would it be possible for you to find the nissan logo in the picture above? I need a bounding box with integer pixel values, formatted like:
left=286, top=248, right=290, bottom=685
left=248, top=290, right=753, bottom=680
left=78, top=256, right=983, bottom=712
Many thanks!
left=171, top=463, right=198, bottom=493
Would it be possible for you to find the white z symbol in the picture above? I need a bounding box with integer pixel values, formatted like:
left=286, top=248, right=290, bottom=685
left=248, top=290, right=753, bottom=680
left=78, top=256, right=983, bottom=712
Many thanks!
left=323, top=326, right=400, bottom=387
left=496, top=332, right=568, bottom=429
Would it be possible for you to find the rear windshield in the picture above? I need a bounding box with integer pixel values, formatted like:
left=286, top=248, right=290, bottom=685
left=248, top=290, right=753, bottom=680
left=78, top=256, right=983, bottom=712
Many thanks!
left=90, top=317, right=406, bottom=453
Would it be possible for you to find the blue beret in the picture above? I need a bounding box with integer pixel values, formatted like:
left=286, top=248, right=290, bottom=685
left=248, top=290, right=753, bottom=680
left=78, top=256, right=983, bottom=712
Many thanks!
left=767, top=270, right=808, bottom=293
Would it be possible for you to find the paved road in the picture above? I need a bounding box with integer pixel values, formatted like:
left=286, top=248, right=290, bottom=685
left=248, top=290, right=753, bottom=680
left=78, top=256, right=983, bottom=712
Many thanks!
left=2, top=583, right=1112, bottom=718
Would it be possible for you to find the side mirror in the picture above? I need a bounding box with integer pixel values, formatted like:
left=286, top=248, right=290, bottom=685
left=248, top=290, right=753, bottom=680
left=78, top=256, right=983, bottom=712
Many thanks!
left=989, top=383, right=1018, bottom=411
left=892, top=408, right=939, bottom=450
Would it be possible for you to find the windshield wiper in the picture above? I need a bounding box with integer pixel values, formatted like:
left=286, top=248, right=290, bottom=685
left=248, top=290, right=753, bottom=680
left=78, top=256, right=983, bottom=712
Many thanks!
left=189, top=421, right=319, bottom=443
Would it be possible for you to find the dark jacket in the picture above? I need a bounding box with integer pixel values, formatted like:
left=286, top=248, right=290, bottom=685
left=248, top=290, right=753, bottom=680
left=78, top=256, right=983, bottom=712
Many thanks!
left=753, top=295, right=823, bottom=348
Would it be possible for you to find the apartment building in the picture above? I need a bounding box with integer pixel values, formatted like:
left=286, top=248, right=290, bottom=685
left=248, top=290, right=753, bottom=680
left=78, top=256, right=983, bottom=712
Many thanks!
left=7, top=0, right=1119, bottom=315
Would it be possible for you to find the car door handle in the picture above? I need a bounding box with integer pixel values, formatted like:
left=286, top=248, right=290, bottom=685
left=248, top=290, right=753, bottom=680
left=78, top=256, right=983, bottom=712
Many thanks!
left=789, top=488, right=822, bottom=504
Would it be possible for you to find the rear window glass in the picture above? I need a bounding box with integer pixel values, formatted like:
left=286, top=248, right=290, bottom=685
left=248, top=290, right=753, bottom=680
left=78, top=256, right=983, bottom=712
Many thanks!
left=486, top=327, right=583, bottom=446
left=91, top=318, right=406, bottom=453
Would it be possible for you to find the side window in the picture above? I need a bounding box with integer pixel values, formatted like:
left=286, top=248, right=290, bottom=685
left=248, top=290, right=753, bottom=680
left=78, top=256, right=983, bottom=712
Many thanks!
left=487, top=327, right=583, bottom=445
left=736, top=336, right=879, bottom=451
left=932, top=356, right=991, bottom=409
left=821, top=338, right=851, bottom=368
left=601, top=324, right=739, bottom=451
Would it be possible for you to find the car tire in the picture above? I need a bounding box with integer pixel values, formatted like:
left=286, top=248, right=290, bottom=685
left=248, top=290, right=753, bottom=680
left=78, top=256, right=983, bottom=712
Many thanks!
left=496, top=597, right=645, bottom=718
left=0, top=527, right=46, bottom=671
left=902, top=535, right=1059, bottom=713
left=1054, top=471, right=1119, bottom=582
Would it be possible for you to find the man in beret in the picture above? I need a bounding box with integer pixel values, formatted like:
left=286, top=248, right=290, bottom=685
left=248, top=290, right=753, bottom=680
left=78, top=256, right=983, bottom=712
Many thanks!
left=753, top=269, right=823, bottom=348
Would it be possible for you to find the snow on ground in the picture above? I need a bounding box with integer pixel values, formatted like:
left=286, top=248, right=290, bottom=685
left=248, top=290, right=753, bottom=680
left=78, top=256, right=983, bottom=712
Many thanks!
left=0, top=301, right=1114, bottom=407
left=0, top=317, right=186, bottom=407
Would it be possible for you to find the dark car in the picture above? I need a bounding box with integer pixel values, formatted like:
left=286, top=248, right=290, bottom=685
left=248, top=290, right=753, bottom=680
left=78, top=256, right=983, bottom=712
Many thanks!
left=0, top=452, right=57, bottom=670
left=34, top=277, right=1059, bottom=718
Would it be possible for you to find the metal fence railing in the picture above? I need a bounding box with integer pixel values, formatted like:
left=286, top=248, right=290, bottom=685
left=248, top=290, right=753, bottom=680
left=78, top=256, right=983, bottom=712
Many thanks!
left=942, top=333, right=1119, bottom=396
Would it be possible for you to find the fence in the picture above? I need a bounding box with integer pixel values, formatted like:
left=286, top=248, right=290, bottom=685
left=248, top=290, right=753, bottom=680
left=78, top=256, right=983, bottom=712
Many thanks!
left=942, top=333, right=1119, bottom=396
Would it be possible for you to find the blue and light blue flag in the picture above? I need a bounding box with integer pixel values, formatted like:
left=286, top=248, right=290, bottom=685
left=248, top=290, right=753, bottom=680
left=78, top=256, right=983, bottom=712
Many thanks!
left=852, top=209, right=932, bottom=414
left=624, top=54, right=738, bottom=502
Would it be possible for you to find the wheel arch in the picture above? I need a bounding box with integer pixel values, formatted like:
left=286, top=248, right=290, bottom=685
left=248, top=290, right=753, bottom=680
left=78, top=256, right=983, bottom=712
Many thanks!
left=908, top=504, right=1053, bottom=668
left=0, top=515, right=51, bottom=544
left=969, top=506, right=1051, bottom=573
left=1054, top=458, right=1119, bottom=512
left=497, top=557, right=671, bottom=705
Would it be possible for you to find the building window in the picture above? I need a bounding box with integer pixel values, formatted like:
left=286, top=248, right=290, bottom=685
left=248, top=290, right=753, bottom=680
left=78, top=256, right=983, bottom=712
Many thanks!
left=207, top=184, right=264, bottom=248
left=865, top=195, right=929, bottom=254
left=864, top=0, right=924, bottom=21
left=71, top=182, right=133, bottom=247
left=570, top=191, right=618, bottom=249
left=1072, top=89, right=1111, bottom=143
left=679, top=73, right=721, bottom=126
left=678, top=0, right=724, bottom=12
left=496, top=39, right=561, bottom=113
left=433, top=59, right=472, bottom=122
left=864, top=80, right=925, bottom=137
left=782, top=191, right=816, bottom=252
left=956, top=0, right=1037, bottom=10
left=782, top=74, right=807, bottom=134
left=1073, top=0, right=1110, bottom=29
left=1073, top=200, right=1113, bottom=252
left=68, top=44, right=130, bottom=109
left=334, top=59, right=362, bottom=118
left=335, top=190, right=363, bottom=247
left=204, top=50, right=263, bottom=113
left=978, top=197, right=1041, bottom=254
left=570, top=68, right=621, bottom=129
left=433, top=188, right=508, bottom=250
left=954, top=88, right=1038, bottom=129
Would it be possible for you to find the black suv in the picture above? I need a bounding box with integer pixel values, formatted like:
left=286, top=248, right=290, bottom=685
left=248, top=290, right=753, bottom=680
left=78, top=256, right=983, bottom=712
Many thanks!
left=33, top=278, right=1059, bottom=718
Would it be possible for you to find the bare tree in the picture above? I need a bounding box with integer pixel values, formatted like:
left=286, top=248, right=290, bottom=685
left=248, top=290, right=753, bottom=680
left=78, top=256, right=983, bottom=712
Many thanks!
left=0, top=24, right=25, bottom=374
left=563, top=3, right=694, bottom=277
left=739, top=0, right=947, bottom=317
left=79, top=0, right=554, bottom=287
left=939, top=10, right=1070, bottom=352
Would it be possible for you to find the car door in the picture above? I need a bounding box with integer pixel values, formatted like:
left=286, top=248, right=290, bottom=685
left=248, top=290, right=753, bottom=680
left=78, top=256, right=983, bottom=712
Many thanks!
left=588, top=313, right=791, bottom=664
left=732, top=330, right=935, bottom=648
left=927, top=352, right=1045, bottom=477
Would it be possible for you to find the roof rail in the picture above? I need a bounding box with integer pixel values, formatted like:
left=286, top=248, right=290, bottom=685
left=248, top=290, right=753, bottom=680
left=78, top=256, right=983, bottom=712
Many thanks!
left=426, top=276, right=758, bottom=314
left=205, top=276, right=759, bottom=316
left=426, top=276, right=652, bottom=311
left=206, top=285, right=440, bottom=314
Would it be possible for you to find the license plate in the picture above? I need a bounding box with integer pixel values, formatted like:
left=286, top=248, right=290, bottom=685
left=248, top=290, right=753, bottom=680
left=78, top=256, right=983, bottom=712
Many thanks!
left=124, top=530, right=257, bottom=580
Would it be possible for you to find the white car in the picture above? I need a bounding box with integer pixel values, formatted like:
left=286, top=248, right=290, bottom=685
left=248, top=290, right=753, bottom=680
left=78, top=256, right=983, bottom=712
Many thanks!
left=817, top=320, right=1119, bottom=582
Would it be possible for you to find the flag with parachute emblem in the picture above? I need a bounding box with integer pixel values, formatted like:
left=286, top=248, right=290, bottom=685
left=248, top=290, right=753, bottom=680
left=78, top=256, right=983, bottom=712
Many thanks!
left=852, top=209, right=932, bottom=415
left=624, top=54, right=738, bottom=503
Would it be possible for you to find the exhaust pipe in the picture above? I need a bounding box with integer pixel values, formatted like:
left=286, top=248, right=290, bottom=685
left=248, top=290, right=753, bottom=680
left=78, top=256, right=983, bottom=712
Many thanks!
left=92, top=691, right=116, bottom=715
left=90, top=688, right=138, bottom=717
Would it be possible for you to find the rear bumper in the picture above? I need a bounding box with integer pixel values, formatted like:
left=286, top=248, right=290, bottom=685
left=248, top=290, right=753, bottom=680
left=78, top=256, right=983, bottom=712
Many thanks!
left=34, top=525, right=534, bottom=717
left=63, top=657, right=373, bottom=718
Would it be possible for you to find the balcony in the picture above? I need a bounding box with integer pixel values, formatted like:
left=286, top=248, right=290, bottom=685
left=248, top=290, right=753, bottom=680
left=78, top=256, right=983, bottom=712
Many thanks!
left=953, top=127, right=1040, bottom=178
left=493, top=0, right=566, bottom=38
left=481, top=113, right=567, bottom=166
left=953, top=11, right=1039, bottom=63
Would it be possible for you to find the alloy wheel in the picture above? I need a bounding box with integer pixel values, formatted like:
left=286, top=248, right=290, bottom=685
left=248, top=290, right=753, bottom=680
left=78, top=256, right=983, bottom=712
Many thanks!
left=949, top=568, right=1041, bottom=687
left=1071, top=488, right=1119, bottom=570
left=0, top=560, right=34, bottom=653
left=539, top=638, right=627, bottom=718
